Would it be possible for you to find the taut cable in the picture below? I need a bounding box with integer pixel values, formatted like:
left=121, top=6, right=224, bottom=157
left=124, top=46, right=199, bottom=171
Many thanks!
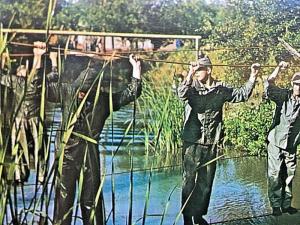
left=5, top=41, right=300, bottom=68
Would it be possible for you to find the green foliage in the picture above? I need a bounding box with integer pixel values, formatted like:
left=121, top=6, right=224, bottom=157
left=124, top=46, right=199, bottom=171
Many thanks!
left=54, top=2, right=94, bottom=30
left=208, top=0, right=300, bottom=85
left=223, top=101, right=274, bottom=156
left=1, top=0, right=217, bottom=36
left=53, top=0, right=146, bottom=32
left=0, top=0, right=48, bottom=28
left=53, top=0, right=213, bottom=33
left=138, top=0, right=216, bottom=35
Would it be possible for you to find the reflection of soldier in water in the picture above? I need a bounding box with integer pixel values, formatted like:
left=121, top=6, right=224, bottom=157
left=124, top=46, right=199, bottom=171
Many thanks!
left=46, top=53, right=142, bottom=225
left=0, top=42, right=55, bottom=183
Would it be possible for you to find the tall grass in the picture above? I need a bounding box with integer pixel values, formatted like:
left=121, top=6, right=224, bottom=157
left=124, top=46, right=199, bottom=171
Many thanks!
left=139, top=64, right=185, bottom=166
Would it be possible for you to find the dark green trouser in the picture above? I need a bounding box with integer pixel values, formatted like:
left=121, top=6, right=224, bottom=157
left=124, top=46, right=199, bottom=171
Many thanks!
left=182, top=142, right=217, bottom=217
left=267, top=142, right=297, bottom=208
left=54, top=141, right=105, bottom=225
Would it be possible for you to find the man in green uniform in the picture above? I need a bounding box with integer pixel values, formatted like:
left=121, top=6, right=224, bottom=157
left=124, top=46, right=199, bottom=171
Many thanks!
left=177, top=56, right=260, bottom=225
left=0, top=42, right=54, bottom=183
left=264, top=61, right=299, bottom=216
left=50, top=54, right=142, bottom=225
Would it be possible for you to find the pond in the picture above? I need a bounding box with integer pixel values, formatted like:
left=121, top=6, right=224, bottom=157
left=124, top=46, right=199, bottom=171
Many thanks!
left=100, top=156, right=300, bottom=225
left=5, top=106, right=300, bottom=225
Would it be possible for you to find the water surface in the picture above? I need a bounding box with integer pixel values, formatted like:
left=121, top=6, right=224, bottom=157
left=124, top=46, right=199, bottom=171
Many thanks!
left=6, top=106, right=300, bottom=225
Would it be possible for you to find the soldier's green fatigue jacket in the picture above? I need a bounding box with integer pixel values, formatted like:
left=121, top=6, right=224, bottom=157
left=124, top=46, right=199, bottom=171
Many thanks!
left=264, top=80, right=299, bottom=209
left=0, top=73, right=41, bottom=119
left=178, top=78, right=255, bottom=217
left=0, top=72, right=45, bottom=182
left=49, top=66, right=142, bottom=225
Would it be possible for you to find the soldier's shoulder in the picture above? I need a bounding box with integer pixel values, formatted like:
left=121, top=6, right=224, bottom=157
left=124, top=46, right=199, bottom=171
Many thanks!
left=214, top=80, right=228, bottom=88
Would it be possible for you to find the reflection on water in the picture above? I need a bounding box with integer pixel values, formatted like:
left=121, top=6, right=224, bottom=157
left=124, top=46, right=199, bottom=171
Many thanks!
left=209, top=158, right=270, bottom=223
left=99, top=105, right=300, bottom=224
left=11, top=156, right=300, bottom=225
left=102, top=156, right=300, bottom=225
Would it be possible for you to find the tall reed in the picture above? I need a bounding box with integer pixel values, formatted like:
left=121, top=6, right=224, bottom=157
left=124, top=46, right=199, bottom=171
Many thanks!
left=140, top=66, right=185, bottom=166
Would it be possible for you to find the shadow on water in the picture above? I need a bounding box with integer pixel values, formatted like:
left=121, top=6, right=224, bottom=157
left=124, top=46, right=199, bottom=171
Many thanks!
left=8, top=106, right=300, bottom=225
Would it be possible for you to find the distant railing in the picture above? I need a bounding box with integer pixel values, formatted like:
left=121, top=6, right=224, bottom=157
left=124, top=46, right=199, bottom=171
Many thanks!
left=2, top=28, right=201, bottom=59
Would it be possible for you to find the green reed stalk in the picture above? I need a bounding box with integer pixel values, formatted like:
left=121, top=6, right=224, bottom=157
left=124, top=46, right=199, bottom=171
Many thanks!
left=140, top=77, right=183, bottom=165
left=128, top=85, right=138, bottom=225
left=160, top=186, right=177, bottom=225
left=88, top=174, right=106, bottom=224
left=141, top=165, right=153, bottom=225
left=74, top=147, right=88, bottom=225
left=0, top=181, right=8, bottom=224
left=109, top=61, right=116, bottom=225
left=46, top=0, right=56, bottom=32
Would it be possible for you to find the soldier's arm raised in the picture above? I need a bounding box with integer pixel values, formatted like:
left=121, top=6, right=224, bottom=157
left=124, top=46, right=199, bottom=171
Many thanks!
left=267, top=61, right=289, bottom=83
left=32, top=41, right=46, bottom=71
left=177, top=62, right=199, bottom=101
left=264, top=61, right=289, bottom=104
left=223, top=63, right=260, bottom=103
left=112, top=54, right=142, bottom=110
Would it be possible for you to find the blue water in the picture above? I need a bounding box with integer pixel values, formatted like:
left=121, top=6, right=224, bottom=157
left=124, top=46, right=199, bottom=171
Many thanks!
left=102, top=157, right=267, bottom=225
left=4, top=106, right=300, bottom=224
left=8, top=156, right=300, bottom=224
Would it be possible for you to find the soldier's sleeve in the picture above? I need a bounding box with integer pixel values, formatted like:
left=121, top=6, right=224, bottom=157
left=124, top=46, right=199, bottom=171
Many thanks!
left=263, top=79, right=288, bottom=104
left=74, top=68, right=94, bottom=89
left=112, top=77, right=142, bottom=111
left=46, top=82, right=61, bottom=102
left=177, top=78, right=193, bottom=101
left=223, top=80, right=255, bottom=103
left=73, top=66, right=101, bottom=93
left=0, top=74, right=14, bottom=88
left=46, top=82, right=72, bottom=103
